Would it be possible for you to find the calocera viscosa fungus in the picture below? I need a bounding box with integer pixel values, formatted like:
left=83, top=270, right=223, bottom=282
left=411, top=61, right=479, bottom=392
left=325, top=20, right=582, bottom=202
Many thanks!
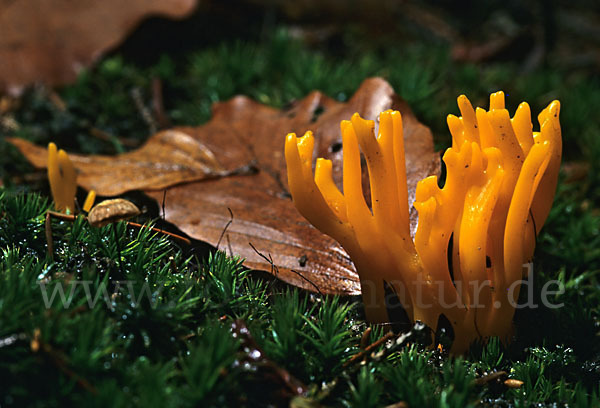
left=47, top=142, right=96, bottom=213
left=284, top=92, right=561, bottom=353
left=47, top=142, right=77, bottom=213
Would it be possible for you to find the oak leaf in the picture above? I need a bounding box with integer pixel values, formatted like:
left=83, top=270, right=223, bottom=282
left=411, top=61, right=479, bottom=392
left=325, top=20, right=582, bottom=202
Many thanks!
left=0, top=0, right=197, bottom=95
left=9, top=77, right=440, bottom=295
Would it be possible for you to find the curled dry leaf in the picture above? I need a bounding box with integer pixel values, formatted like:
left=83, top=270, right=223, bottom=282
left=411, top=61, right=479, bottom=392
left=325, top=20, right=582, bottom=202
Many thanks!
left=10, top=77, right=440, bottom=295
left=87, top=199, right=141, bottom=228
left=0, top=0, right=197, bottom=95
left=9, top=130, right=228, bottom=195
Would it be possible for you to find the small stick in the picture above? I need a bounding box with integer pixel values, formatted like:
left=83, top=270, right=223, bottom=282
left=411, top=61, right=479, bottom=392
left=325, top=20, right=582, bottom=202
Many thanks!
left=45, top=211, right=190, bottom=245
left=474, top=371, right=508, bottom=386
left=126, top=222, right=191, bottom=245
left=47, top=210, right=75, bottom=222
left=161, top=189, right=167, bottom=221
left=152, top=78, right=171, bottom=129
left=216, top=207, right=234, bottom=249
left=343, top=331, right=396, bottom=368
left=131, top=87, right=157, bottom=134
left=249, top=241, right=278, bottom=277
left=226, top=234, right=233, bottom=258
left=290, top=269, right=323, bottom=296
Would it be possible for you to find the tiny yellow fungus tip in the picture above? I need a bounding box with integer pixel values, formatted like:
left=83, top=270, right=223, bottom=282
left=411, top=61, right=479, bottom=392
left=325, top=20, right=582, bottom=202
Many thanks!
left=83, top=190, right=96, bottom=212
left=30, top=328, right=41, bottom=353
left=284, top=92, right=562, bottom=353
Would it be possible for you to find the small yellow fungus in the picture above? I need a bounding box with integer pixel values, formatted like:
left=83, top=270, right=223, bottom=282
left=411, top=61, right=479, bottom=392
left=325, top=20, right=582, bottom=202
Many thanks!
left=285, top=92, right=561, bottom=353
left=47, top=142, right=95, bottom=213
left=47, top=142, right=76, bottom=213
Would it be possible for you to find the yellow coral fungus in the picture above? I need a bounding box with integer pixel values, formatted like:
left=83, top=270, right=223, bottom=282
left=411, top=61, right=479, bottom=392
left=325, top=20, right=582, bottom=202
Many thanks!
left=47, top=142, right=96, bottom=213
left=284, top=92, right=561, bottom=353
left=47, top=142, right=77, bottom=213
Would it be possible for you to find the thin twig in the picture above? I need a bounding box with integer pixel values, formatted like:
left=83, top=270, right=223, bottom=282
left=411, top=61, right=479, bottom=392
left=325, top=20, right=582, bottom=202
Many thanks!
left=343, top=331, right=396, bottom=368
left=474, top=371, right=508, bottom=386
left=248, top=242, right=280, bottom=280
left=131, top=87, right=157, bottom=134
left=290, top=269, right=323, bottom=296
left=226, top=234, right=233, bottom=258
left=126, top=222, right=191, bottom=245
left=248, top=242, right=324, bottom=294
left=45, top=211, right=191, bottom=245
left=152, top=78, right=171, bottom=129
left=46, top=210, right=75, bottom=222
left=216, top=208, right=234, bottom=250
left=161, top=189, right=167, bottom=221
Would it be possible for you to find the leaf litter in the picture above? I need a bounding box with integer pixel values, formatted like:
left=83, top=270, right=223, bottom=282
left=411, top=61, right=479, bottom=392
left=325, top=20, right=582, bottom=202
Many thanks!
left=9, top=77, right=440, bottom=294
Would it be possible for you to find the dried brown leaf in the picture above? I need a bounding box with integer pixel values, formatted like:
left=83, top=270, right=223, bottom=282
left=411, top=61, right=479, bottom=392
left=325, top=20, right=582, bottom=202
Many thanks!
left=0, top=0, right=197, bottom=94
left=10, top=77, right=440, bottom=294
left=9, top=129, right=229, bottom=196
